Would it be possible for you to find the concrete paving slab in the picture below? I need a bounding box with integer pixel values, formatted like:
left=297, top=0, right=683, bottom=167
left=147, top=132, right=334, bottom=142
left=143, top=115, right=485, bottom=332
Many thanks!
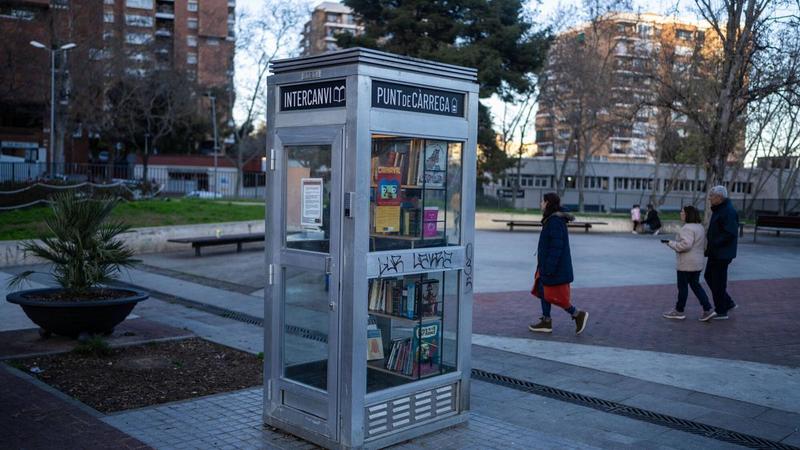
left=118, top=267, right=263, bottom=319
left=473, top=334, right=800, bottom=414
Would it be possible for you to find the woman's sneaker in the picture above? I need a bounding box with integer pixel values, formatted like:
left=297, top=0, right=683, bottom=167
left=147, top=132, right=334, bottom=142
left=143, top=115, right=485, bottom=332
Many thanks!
left=529, top=317, right=552, bottom=333
left=699, top=310, right=717, bottom=322
left=573, top=311, right=588, bottom=335
left=663, top=309, right=686, bottom=320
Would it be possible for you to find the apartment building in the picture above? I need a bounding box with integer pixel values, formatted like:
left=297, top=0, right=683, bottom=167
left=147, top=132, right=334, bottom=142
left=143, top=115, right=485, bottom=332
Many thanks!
left=535, top=13, right=729, bottom=162
left=300, top=2, right=362, bottom=56
left=0, top=0, right=235, bottom=166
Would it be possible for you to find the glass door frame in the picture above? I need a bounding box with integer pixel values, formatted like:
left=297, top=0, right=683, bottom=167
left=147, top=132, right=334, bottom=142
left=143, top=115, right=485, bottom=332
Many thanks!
left=265, top=125, right=344, bottom=441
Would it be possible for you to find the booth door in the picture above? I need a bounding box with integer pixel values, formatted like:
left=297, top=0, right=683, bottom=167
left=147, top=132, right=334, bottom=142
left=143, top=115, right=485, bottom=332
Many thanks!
left=268, top=126, right=343, bottom=440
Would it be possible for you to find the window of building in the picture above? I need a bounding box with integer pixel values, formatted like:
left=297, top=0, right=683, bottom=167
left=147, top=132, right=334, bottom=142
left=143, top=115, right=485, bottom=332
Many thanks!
left=187, top=35, right=197, bottom=47
left=125, top=14, right=153, bottom=27
left=207, top=37, right=219, bottom=46
left=676, top=29, right=693, bottom=40
left=638, top=24, right=651, bottom=38
left=126, top=0, right=153, bottom=9
left=103, top=30, right=115, bottom=40
left=187, top=18, right=198, bottom=29
left=104, top=12, right=115, bottom=23
left=128, top=52, right=151, bottom=62
left=104, top=0, right=115, bottom=4
left=125, top=32, right=152, bottom=45
left=326, top=13, right=339, bottom=23
left=187, top=69, right=197, bottom=81
left=1, top=7, right=37, bottom=20
left=614, top=177, right=653, bottom=191
left=730, top=181, right=753, bottom=194
left=187, top=52, right=197, bottom=64
left=583, top=176, right=609, bottom=190
left=187, top=1, right=198, bottom=12
left=563, top=176, right=577, bottom=189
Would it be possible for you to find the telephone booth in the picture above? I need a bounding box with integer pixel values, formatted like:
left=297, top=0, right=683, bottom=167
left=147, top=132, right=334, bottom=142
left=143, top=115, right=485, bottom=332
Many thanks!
left=264, top=48, right=478, bottom=449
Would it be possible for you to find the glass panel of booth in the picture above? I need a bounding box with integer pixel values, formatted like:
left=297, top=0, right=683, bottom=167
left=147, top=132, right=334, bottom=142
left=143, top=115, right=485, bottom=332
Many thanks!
left=369, top=135, right=462, bottom=252
left=284, top=144, right=332, bottom=253
left=365, top=270, right=459, bottom=393
left=282, top=265, right=329, bottom=391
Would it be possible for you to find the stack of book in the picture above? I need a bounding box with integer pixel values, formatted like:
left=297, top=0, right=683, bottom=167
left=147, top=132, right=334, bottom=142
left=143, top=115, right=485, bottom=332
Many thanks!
left=384, top=321, right=441, bottom=377
left=368, top=278, right=441, bottom=319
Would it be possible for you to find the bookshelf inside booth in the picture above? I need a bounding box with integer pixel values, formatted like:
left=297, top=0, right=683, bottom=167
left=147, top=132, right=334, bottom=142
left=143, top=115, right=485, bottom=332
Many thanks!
left=366, top=135, right=463, bottom=392
left=366, top=270, right=458, bottom=392
left=369, top=136, right=462, bottom=252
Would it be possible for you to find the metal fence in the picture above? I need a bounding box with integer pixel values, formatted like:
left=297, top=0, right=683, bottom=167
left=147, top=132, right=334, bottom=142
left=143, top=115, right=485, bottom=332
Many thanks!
left=0, top=162, right=267, bottom=207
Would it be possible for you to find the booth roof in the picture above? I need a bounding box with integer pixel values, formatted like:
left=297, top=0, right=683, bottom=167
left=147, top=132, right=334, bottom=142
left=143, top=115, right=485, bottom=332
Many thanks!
left=270, top=47, right=478, bottom=83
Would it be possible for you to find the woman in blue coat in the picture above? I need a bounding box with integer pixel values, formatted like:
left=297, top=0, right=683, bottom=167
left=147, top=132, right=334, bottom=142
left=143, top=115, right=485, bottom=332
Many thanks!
left=529, top=193, right=589, bottom=335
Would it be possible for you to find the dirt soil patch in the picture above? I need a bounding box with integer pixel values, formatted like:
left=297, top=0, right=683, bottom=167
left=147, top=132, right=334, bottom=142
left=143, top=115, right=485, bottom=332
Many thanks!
left=8, top=337, right=263, bottom=413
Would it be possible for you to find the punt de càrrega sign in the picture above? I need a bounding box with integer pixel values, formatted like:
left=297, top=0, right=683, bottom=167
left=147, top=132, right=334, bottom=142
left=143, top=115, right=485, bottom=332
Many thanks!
left=281, top=79, right=346, bottom=111
left=372, top=81, right=465, bottom=118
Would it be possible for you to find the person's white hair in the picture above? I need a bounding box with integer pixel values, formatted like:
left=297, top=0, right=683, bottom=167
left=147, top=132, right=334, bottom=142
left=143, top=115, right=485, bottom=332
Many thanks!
left=710, top=185, right=728, bottom=198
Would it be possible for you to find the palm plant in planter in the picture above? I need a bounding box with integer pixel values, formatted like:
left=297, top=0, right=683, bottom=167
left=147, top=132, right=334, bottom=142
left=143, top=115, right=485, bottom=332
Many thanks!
left=6, top=192, right=148, bottom=338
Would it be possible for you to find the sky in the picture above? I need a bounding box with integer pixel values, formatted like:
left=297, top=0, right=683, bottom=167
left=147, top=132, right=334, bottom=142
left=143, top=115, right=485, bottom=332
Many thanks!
left=231, top=0, right=696, bottom=126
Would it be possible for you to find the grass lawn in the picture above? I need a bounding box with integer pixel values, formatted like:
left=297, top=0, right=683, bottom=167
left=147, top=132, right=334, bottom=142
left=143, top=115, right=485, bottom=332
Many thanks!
left=0, top=198, right=266, bottom=241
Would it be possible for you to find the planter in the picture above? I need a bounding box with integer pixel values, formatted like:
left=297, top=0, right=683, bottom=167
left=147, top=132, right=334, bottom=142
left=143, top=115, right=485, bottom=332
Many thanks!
left=6, top=288, right=149, bottom=338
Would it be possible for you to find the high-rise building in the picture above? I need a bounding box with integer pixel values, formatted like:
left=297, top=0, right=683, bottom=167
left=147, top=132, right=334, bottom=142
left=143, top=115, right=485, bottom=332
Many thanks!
left=534, top=13, right=732, bottom=163
left=300, top=2, right=362, bottom=56
left=0, top=0, right=235, bottom=166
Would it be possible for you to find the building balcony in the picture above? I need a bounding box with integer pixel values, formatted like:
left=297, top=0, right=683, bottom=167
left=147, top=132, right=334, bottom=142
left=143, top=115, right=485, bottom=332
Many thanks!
left=155, top=28, right=172, bottom=37
left=155, top=12, right=175, bottom=19
left=228, top=0, right=235, bottom=7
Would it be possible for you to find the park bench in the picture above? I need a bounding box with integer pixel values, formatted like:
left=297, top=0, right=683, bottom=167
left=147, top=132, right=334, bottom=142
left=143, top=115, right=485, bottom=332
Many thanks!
left=491, top=219, right=608, bottom=232
left=168, top=232, right=265, bottom=256
left=753, top=215, right=800, bottom=242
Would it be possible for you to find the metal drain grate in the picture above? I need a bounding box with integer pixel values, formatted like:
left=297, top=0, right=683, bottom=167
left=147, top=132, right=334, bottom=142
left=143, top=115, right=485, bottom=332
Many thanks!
left=471, top=368, right=799, bottom=450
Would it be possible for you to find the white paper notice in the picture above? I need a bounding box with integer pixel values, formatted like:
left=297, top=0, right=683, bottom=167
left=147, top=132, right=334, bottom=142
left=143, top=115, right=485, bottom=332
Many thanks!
left=301, top=178, right=323, bottom=227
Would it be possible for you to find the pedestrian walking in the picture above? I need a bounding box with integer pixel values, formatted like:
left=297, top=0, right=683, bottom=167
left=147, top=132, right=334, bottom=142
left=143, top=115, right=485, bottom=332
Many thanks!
left=529, top=193, right=589, bottom=335
left=642, top=204, right=662, bottom=235
left=704, top=185, right=739, bottom=320
left=631, top=204, right=641, bottom=234
left=661, top=205, right=716, bottom=321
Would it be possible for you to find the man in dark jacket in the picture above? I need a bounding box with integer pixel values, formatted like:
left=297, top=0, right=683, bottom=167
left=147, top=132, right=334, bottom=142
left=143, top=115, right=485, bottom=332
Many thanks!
left=643, top=204, right=662, bottom=235
left=704, top=185, right=739, bottom=319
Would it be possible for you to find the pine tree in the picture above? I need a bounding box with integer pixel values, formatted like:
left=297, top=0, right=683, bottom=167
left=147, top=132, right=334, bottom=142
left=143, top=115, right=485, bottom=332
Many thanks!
left=339, top=0, right=550, bottom=185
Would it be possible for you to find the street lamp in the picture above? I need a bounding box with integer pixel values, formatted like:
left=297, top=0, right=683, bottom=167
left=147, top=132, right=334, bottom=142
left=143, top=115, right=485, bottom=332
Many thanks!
left=30, top=40, right=77, bottom=176
left=206, top=92, right=219, bottom=194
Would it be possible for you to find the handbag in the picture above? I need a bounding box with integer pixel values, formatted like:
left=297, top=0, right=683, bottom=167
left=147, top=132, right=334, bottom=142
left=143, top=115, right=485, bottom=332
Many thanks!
left=531, top=269, right=572, bottom=309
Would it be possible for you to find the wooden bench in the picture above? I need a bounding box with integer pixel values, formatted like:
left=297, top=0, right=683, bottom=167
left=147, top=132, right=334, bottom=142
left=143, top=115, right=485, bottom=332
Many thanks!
left=168, top=233, right=265, bottom=256
left=753, top=215, right=800, bottom=242
left=492, top=219, right=608, bottom=232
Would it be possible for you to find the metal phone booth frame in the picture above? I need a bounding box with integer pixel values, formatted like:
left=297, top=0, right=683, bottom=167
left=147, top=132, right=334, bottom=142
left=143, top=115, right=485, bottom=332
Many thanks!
left=264, top=48, right=478, bottom=449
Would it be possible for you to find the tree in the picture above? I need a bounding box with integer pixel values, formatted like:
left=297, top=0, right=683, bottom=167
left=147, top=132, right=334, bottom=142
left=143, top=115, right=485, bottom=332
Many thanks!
left=652, top=0, right=800, bottom=203
left=338, top=0, right=550, bottom=186
left=538, top=1, right=637, bottom=211
left=226, top=0, right=306, bottom=197
left=497, top=91, right=537, bottom=207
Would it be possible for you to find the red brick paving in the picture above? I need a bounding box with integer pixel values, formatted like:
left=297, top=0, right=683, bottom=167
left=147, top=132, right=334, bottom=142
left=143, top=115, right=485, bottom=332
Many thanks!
left=0, top=367, right=151, bottom=449
left=474, top=277, right=800, bottom=367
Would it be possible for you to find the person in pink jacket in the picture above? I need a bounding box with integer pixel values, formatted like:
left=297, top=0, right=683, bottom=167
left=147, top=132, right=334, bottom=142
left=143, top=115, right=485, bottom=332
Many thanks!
left=662, top=205, right=716, bottom=321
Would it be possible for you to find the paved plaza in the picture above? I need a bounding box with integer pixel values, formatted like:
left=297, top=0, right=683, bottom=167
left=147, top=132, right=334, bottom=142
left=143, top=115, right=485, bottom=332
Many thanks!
left=1, top=229, right=799, bottom=449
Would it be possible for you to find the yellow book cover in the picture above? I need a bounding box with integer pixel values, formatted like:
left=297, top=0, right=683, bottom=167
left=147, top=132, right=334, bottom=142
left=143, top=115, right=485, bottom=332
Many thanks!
left=374, top=205, right=401, bottom=233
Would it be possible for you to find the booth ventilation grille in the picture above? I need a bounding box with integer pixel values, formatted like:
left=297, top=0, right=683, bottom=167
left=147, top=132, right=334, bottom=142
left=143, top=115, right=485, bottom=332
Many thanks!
left=365, top=383, right=457, bottom=439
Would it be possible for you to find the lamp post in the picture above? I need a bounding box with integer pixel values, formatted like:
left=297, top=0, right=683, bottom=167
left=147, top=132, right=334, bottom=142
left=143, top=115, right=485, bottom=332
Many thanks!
left=207, top=92, right=219, bottom=194
left=30, top=40, right=76, bottom=176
